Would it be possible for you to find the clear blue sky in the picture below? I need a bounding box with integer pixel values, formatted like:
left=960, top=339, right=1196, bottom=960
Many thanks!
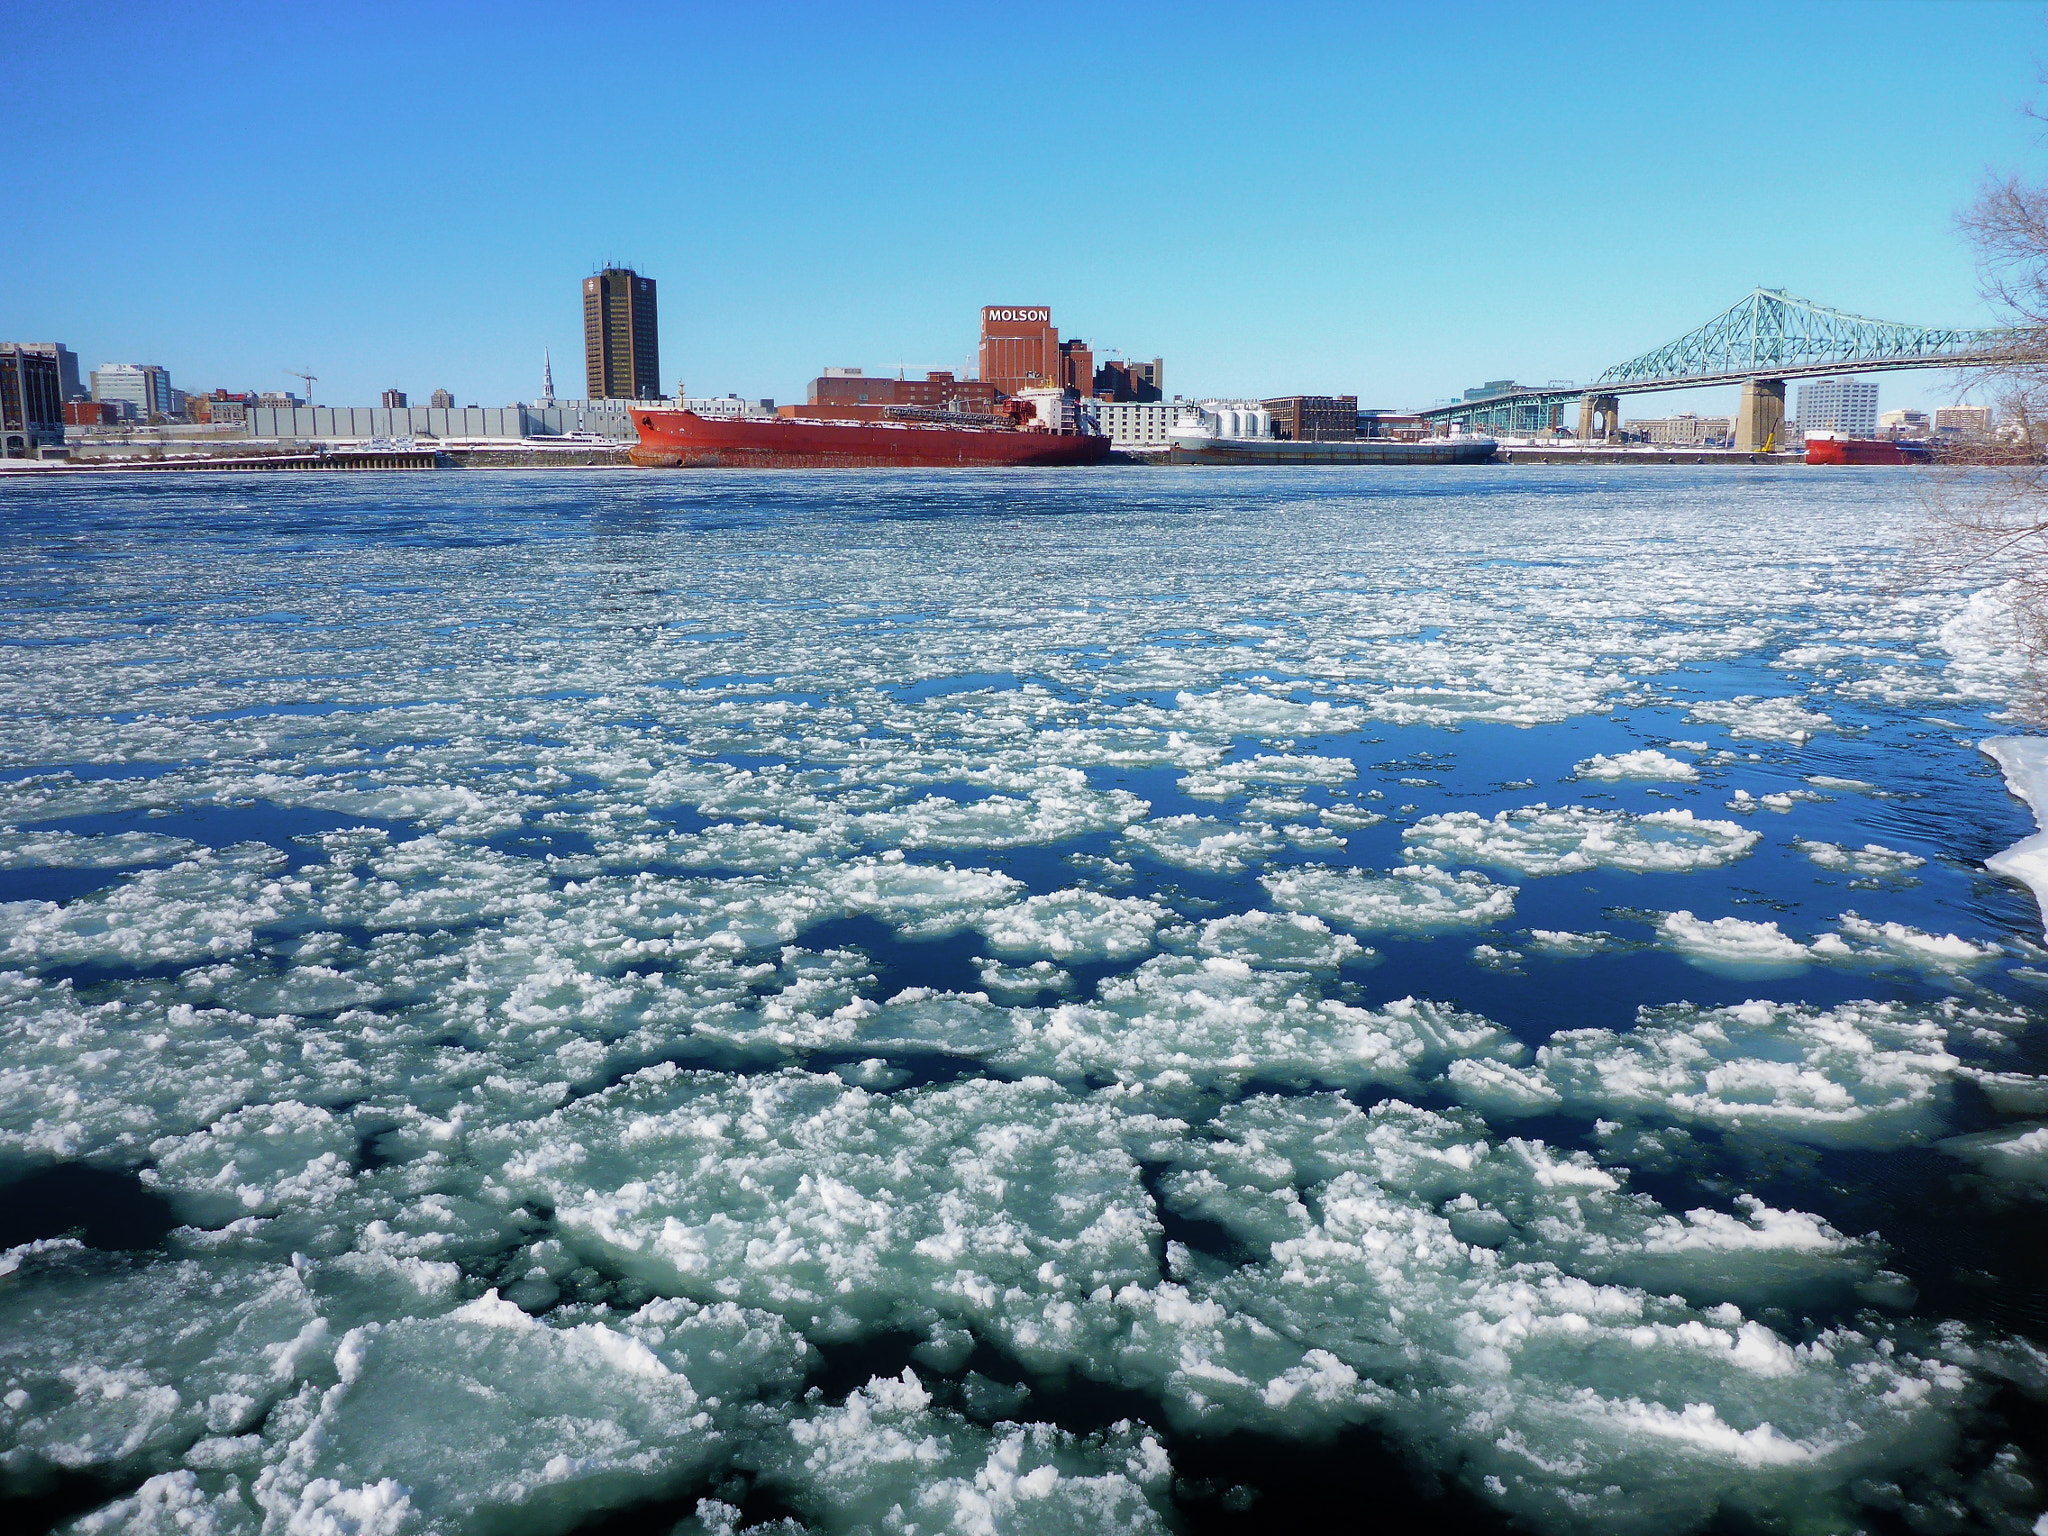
left=8, top=0, right=2038, bottom=418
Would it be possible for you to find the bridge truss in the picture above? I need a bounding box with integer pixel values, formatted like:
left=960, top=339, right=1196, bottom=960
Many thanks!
left=1420, top=288, right=2025, bottom=427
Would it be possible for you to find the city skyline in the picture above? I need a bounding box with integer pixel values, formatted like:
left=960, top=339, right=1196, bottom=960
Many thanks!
left=5, top=1, right=2036, bottom=418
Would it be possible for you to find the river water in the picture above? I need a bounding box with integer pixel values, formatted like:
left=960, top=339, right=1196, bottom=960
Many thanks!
left=1, top=466, right=2044, bottom=1536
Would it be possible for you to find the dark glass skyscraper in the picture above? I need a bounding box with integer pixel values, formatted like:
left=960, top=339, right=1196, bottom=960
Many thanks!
left=583, top=268, right=660, bottom=400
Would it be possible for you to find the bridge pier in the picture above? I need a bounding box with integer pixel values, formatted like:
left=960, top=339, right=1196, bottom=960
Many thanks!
left=1577, top=394, right=1621, bottom=441
left=1733, top=379, right=1786, bottom=453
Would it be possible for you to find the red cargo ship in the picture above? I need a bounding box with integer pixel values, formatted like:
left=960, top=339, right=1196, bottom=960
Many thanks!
left=1804, top=430, right=1932, bottom=466
left=628, top=407, right=1111, bottom=469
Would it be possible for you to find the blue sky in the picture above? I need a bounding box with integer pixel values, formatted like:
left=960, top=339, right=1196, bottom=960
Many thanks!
left=7, top=0, right=2038, bottom=418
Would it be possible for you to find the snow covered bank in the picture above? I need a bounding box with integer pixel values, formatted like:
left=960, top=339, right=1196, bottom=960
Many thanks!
left=1981, top=738, right=2048, bottom=939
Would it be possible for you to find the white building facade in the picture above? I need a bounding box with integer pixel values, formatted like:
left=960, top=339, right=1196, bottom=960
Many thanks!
left=1795, top=377, right=1879, bottom=436
left=92, top=363, right=175, bottom=422
left=1095, top=400, right=1177, bottom=450
left=1933, top=406, right=1991, bottom=438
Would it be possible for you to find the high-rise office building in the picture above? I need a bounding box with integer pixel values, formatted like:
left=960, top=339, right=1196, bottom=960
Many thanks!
left=381, top=389, right=408, bottom=409
left=91, top=363, right=175, bottom=423
left=430, top=389, right=455, bottom=410
left=17, top=343, right=84, bottom=402
left=583, top=268, right=660, bottom=400
left=1795, top=377, right=1879, bottom=436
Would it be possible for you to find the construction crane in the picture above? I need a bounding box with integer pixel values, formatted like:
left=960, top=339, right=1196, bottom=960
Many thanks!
left=286, top=369, right=317, bottom=405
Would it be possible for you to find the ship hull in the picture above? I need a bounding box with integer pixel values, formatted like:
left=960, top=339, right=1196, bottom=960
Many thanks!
left=629, top=409, right=1111, bottom=469
left=1804, top=436, right=1931, bottom=466
left=1165, top=437, right=1496, bottom=465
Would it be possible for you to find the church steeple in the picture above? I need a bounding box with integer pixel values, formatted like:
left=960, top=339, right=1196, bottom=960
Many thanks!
left=541, top=349, right=555, bottom=404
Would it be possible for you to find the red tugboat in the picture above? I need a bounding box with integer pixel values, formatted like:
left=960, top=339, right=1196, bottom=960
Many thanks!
left=628, top=390, right=1111, bottom=469
left=1804, top=430, right=1932, bottom=466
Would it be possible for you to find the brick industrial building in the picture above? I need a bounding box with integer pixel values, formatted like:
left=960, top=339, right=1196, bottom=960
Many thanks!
left=801, top=368, right=1002, bottom=418
left=1264, top=395, right=1359, bottom=442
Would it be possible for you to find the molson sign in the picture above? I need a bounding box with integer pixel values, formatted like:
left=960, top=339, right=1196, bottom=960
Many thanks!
left=983, top=307, right=1051, bottom=325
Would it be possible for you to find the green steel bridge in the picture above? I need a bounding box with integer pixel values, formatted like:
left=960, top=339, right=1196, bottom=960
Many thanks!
left=1419, top=288, right=2028, bottom=448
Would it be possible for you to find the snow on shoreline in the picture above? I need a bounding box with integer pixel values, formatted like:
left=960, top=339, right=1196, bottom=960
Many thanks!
left=1981, top=738, right=2048, bottom=939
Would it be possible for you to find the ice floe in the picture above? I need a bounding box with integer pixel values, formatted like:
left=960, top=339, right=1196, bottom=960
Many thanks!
left=1405, top=806, right=1757, bottom=876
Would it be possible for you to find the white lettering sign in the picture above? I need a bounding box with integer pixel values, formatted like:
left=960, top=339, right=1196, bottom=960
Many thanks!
left=984, top=309, right=1050, bottom=324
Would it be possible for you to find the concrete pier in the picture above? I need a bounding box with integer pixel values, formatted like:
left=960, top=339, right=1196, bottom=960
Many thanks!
left=1733, top=379, right=1786, bottom=452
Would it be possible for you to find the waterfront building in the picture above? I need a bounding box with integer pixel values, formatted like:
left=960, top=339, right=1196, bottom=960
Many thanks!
left=1878, top=408, right=1929, bottom=437
left=676, top=396, right=775, bottom=419
left=1096, top=400, right=1177, bottom=450
left=1933, top=405, right=1991, bottom=438
left=1634, top=413, right=1733, bottom=446
left=254, top=390, right=302, bottom=409
left=1263, top=395, right=1358, bottom=442
left=1094, top=358, right=1164, bottom=402
left=65, top=400, right=118, bottom=426
left=242, top=398, right=643, bottom=443
left=584, top=267, right=661, bottom=400
left=382, top=389, right=408, bottom=410
left=979, top=306, right=1060, bottom=396
left=805, top=368, right=1000, bottom=415
left=1795, top=377, right=1879, bottom=436
left=430, top=389, right=455, bottom=410
left=16, top=343, right=85, bottom=402
left=195, top=393, right=250, bottom=427
left=1358, top=409, right=1427, bottom=441
left=91, top=362, right=175, bottom=423
left=1, top=343, right=65, bottom=455
left=1058, top=338, right=1094, bottom=396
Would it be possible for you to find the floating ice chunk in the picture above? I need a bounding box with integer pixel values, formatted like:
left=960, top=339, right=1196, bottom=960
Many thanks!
left=1942, top=1124, right=2048, bottom=1194
left=752, top=1370, right=1173, bottom=1535
left=1, top=843, right=301, bottom=971
left=1179, top=753, right=1356, bottom=801
left=974, top=889, right=1165, bottom=960
left=1188, top=910, right=1365, bottom=970
left=1982, top=737, right=2048, bottom=939
left=976, top=957, right=1073, bottom=998
left=1119, top=814, right=1284, bottom=873
left=817, top=857, right=1025, bottom=939
left=1660, top=911, right=1812, bottom=966
left=1574, top=750, right=1700, bottom=783
left=1536, top=998, right=1965, bottom=1146
left=1795, top=839, right=1924, bottom=885
left=1525, top=928, right=1619, bottom=955
left=993, top=956, right=1515, bottom=1104
left=1686, top=696, right=1834, bottom=743
left=1805, top=775, right=1879, bottom=794
left=482, top=1069, right=1165, bottom=1364
left=1262, top=864, right=1516, bottom=934
left=856, top=783, right=1147, bottom=851
left=145, top=1099, right=361, bottom=1223
left=1316, top=802, right=1386, bottom=831
left=0, top=830, right=201, bottom=870
left=621, top=819, right=852, bottom=873
left=1834, top=913, right=2000, bottom=971
left=1156, top=1095, right=1961, bottom=1532
left=1406, top=806, right=1756, bottom=876
left=1660, top=911, right=1998, bottom=975
left=254, top=1295, right=808, bottom=1536
left=1168, top=686, right=1364, bottom=740
left=0, top=1254, right=324, bottom=1487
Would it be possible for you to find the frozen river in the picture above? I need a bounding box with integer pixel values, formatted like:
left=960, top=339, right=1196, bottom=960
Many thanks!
left=1, top=466, right=2045, bottom=1536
